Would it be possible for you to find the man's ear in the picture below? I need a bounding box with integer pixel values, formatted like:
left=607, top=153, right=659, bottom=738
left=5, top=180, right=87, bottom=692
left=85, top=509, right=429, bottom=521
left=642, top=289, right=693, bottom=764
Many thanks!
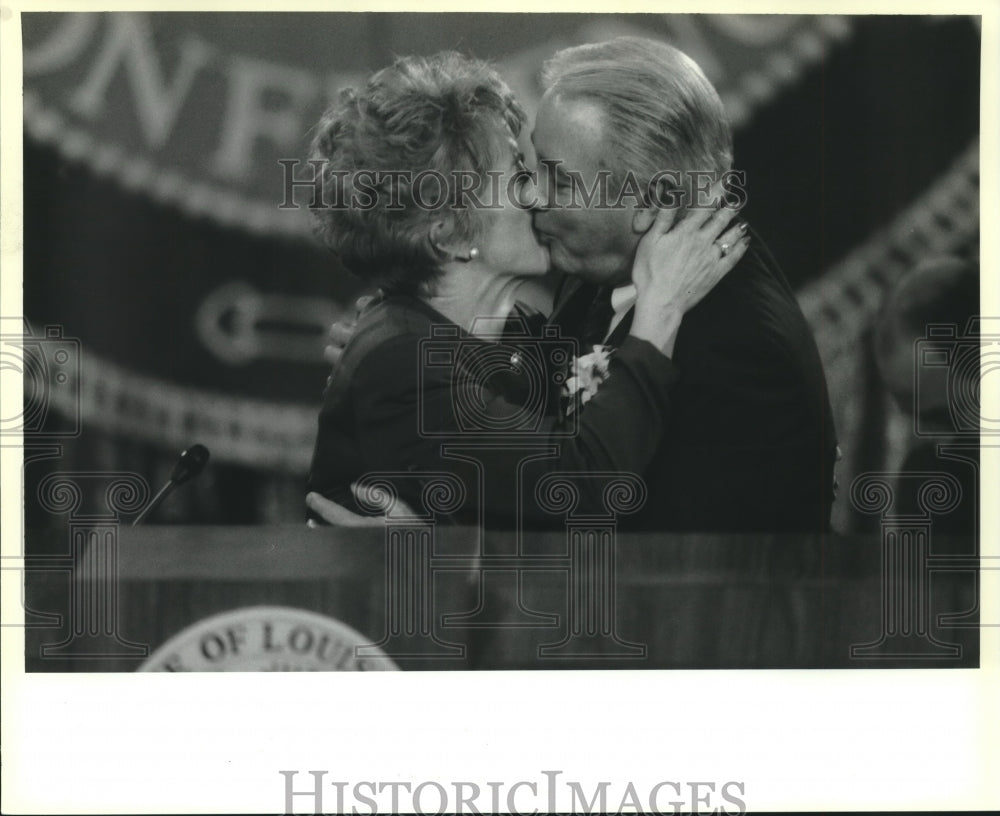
left=631, top=206, right=657, bottom=235
left=631, top=175, right=673, bottom=234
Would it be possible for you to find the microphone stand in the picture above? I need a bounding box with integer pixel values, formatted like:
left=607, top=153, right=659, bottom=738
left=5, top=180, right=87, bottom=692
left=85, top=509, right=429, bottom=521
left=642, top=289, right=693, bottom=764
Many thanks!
left=132, top=443, right=210, bottom=526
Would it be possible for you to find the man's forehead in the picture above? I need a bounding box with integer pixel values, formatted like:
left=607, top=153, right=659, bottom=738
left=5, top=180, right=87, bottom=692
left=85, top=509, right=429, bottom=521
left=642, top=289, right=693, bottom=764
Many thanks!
left=530, top=93, right=609, bottom=168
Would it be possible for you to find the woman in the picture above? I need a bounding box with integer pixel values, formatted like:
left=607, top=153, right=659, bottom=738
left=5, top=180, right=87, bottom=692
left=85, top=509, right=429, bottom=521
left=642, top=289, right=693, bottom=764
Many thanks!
left=306, top=52, right=747, bottom=527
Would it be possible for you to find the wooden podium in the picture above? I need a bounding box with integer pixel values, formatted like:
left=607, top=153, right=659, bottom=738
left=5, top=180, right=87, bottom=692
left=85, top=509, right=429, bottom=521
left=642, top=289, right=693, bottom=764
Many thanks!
left=23, top=525, right=978, bottom=671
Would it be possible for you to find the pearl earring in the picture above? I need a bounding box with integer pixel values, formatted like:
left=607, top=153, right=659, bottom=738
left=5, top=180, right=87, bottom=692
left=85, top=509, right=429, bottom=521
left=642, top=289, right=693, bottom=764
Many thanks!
left=468, top=247, right=479, bottom=260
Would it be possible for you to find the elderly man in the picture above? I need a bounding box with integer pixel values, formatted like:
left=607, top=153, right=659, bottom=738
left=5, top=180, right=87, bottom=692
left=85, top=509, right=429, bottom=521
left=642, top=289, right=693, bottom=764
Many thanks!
left=311, top=36, right=838, bottom=532
left=526, top=37, right=838, bottom=531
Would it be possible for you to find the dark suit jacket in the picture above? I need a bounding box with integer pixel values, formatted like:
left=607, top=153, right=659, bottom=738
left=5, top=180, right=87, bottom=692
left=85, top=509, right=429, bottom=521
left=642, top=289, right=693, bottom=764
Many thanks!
left=551, top=231, right=838, bottom=532
left=308, top=293, right=681, bottom=528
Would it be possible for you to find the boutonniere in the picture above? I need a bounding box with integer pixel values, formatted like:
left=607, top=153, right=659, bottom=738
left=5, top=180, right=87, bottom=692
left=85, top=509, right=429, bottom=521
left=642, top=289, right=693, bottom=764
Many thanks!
left=563, top=344, right=613, bottom=416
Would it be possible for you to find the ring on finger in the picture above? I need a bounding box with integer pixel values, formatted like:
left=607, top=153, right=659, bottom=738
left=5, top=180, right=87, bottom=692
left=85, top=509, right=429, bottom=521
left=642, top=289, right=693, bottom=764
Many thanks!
left=717, top=241, right=730, bottom=257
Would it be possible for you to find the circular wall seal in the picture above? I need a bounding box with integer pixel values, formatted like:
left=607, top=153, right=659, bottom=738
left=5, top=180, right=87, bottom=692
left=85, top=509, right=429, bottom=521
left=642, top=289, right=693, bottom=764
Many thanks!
left=138, top=606, right=398, bottom=671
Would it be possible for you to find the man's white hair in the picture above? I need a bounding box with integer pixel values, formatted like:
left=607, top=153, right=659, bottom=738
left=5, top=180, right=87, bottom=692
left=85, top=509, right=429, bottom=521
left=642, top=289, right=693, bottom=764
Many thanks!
left=541, top=37, right=733, bottom=194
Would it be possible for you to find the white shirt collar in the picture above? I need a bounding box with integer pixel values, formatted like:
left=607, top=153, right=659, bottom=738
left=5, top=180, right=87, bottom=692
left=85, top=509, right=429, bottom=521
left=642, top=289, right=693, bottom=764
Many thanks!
left=605, top=284, right=637, bottom=341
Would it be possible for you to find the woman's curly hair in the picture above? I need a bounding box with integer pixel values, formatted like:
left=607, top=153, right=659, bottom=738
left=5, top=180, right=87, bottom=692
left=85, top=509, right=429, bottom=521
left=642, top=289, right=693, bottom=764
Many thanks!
left=309, top=52, right=525, bottom=295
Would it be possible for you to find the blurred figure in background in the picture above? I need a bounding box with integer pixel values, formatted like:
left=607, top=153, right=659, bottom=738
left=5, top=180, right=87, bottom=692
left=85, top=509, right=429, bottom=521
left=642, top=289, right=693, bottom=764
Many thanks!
left=873, top=255, right=979, bottom=535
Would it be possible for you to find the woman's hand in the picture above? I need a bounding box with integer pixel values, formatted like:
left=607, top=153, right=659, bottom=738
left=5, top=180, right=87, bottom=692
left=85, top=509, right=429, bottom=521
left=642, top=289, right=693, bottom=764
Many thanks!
left=629, top=199, right=749, bottom=357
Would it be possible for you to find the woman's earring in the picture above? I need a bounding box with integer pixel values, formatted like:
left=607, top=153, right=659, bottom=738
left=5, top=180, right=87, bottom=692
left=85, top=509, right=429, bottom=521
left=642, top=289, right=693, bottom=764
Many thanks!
left=468, top=247, right=479, bottom=260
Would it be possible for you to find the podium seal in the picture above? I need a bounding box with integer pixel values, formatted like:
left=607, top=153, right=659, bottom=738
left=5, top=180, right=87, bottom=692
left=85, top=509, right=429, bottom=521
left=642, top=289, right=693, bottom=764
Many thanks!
left=138, top=606, right=398, bottom=671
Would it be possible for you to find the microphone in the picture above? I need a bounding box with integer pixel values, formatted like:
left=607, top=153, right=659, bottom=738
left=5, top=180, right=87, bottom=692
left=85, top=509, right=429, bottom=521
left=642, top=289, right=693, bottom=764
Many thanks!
left=132, top=444, right=210, bottom=526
